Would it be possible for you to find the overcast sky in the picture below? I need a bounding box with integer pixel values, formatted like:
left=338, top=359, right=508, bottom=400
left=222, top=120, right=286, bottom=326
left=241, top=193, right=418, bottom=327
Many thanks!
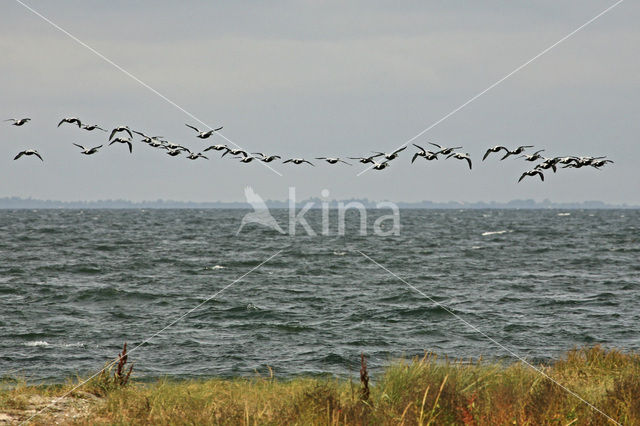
left=1, top=1, right=638, bottom=204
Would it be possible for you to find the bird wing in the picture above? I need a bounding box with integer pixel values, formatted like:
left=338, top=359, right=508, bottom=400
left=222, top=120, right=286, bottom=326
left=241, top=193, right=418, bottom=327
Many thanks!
left=73, top=143, right=85, bottom=150
left=214, top=126, right=223, bottom=131
left=132, top=130, right=147, bottom=137
left=538, top=171, right=544, bottom=181
left=283, top=159, right=293, bottom=163
left=124, top=128, right=133, bottom=138
left=518, top=173, right=526, bottom=182
left=35, top=152, right=44, bottom=161
left=412, top=143, right=425, bottom=152
left=14, top=151, right=24, bottom=160
left=93, top=145, right=103, bottom=150
left=482, top=149, right=492, bottom=161
left=304, top=160, right=315, bottom=166
left=109, top=129, right=118, bottom=140
left=465, top=157, right=472, bottom=170
left=185, top=123, right=199, bottom=132
left=57, top=119, right=65, bottom=127
left=127, top=142, right=133, bottom=153
left=338, top=159, right=352, bottom=165
left=429, top=142, right=442, bottom=149
left=393, top=146, right=407, bottom=155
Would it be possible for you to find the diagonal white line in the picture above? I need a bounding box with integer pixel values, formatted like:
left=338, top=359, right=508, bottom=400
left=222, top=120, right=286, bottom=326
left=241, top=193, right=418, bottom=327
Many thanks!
left=357, top=0, right=626, bottom=176
left=13, top=0, right=283, bottom=177
left=21, top=249, right=283, bottom=425
left=356, top=249, right=620, bottom=425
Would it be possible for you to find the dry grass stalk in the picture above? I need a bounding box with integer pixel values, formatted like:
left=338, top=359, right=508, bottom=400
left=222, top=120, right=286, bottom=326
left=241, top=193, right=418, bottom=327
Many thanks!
left=360, top=352, right=370, bottom=402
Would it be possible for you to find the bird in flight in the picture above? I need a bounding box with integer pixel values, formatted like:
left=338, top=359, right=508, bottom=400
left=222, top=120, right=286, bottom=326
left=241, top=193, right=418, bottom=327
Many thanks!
left=501, top=145, right=534, bottom=160
left=372, top=146, right=406, bottom=161
left=58, top=117, right=82, bottom=128
left=186, top=152, right=208, bottom=160
left=222, top=148, right=248, bottom=158
left=482, top=145, right=508, bottom=161
left=109, top=126, right=133, bottom=140
left=430, top=142, right=462, bottom=156
left=14, top=149, right=43, bottom=161
left=109, top=137, right=133, bottom=153
left=5, top=118, right=31, bottom=126
left=517, top=150, right=545, bottom=162
left=284, top=158, right=314, bottom=166
left=81, top=124, right=107, bottom=132
left=411, top=144, right=439, bottom=163
left=132, top=130, right=164, bottom=144
left=518, top=169, right=544, bottom=182
left=316, top=157, right=351, bottom=165
left=204, top=144, right=228, bottom=152
left=252, top=153, right=281, bottom=163
left=73, top=143, right=102, bottom=155
left=372, top=160, right=391, bottom=170
left=185, top=123, right=223, bottom=139
left=446, top=152, right=472, bottom=170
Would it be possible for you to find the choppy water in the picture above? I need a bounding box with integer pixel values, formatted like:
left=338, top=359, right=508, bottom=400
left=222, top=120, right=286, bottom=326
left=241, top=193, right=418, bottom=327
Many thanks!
left=1, top=209, right=639, bottom=383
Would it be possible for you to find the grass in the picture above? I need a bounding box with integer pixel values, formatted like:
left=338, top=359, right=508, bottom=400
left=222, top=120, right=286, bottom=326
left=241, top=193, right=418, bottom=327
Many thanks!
left=1, top=345, right=639, bottom=425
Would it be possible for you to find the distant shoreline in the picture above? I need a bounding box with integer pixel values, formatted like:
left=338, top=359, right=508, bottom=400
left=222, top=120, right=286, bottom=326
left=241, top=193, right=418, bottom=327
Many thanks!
left=0, top=197, right=637, bottom=210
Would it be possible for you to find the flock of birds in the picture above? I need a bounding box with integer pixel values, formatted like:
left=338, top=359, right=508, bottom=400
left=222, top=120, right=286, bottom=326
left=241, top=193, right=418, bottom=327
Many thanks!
left=5, top=117, right=613, bottom=182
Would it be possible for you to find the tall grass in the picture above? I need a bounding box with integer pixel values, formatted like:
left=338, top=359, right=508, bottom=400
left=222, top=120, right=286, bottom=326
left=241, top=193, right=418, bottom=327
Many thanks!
left=2, top=345, right=639, bottom=424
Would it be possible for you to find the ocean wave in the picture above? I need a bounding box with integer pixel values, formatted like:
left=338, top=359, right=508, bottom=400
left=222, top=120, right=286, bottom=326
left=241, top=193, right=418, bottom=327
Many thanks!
left=23, top=341, right=50, bottom=347
left=481, top=230, right=509, bottom=236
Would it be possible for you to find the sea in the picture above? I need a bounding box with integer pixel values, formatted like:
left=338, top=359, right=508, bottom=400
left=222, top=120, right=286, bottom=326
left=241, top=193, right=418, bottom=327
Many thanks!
left=1, top=209, right=638, bottom=383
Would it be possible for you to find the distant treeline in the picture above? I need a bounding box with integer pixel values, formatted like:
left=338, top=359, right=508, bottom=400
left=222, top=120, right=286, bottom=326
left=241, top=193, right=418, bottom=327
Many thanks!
left=0, top=196, right=636, bottom=209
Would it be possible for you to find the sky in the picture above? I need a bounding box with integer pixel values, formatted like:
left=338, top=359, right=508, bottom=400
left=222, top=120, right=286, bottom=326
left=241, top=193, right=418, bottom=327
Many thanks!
left=1, top=1, right=638, bottom=204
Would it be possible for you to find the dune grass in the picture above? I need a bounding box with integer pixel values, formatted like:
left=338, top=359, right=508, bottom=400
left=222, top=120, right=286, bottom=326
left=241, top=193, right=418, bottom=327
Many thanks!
left=2, top=345, right=639, bottom=425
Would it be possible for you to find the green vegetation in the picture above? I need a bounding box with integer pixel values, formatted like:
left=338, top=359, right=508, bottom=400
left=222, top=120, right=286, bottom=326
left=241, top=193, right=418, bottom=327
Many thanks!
left=2, top=345, right=639, bottom=425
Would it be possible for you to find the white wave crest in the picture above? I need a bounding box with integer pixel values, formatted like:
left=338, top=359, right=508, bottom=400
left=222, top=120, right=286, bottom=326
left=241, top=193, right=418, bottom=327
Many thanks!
left=481, top=230, right=508, bottom=236
left=24, top=341, right=49, bottom=347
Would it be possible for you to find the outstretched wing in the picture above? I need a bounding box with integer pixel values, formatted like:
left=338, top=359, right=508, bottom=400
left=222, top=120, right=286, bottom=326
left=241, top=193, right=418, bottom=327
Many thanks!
left=244, top=187, right=268, bottom=210
left=73, top=143, right=85, bottom=150
left=185, top=123, right=199, bottom=132
left=392, top=146, right=407, bottom=155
